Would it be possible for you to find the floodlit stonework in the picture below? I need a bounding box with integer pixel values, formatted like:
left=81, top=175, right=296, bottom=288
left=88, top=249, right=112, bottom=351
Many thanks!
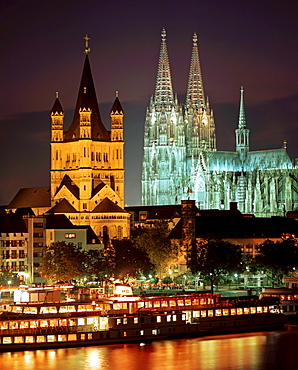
left=7, top=38, right=130, bottom=240
left=142, top=29, right=298, bottom=217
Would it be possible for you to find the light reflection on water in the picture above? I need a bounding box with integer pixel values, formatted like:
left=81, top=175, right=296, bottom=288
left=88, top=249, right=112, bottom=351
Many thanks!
left=0, top=331, right=297, bottom=370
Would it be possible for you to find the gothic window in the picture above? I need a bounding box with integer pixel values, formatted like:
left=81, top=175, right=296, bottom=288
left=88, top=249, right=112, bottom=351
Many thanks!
left=110, top=175, right=115, bottom=190
left=117, top=226, right=123, bottom=239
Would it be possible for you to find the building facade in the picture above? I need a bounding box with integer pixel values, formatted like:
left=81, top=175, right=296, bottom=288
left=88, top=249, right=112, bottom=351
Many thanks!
left=142, top=29, right=298, bottom=217
left=6, top=38, right=130, bottom=240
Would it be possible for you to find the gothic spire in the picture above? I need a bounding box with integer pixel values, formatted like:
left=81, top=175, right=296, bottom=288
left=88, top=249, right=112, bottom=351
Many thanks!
left=238, top=86, right=246, bottom=129
left=186, top=33, right=205, bottom=108
left=65, top=52, right=110, bottom=142
left=154, top=28, right=174, bottom=104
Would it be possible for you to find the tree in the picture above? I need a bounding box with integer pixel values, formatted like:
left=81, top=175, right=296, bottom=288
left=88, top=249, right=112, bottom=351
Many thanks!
left=256, top=238, right=298, bottom=287
left=188, top=238, right=242, bottom=294
left=133, top=221, right=176, bottom=278
left=39, top=242, right=86, bottom=283
left=0, top=271, right=20, bottom=286
left=84, top=249, right=110, bottom=282
left=112, top=239, right=155, bottom=281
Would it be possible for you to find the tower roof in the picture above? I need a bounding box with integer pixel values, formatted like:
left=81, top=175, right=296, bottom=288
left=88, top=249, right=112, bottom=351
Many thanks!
left=154, top=28, right=174, bottom=104
left=51, top=94, right=63, bottom=114
left=64, top=54, right=110, bottom=142
left=110, top=92, right=123, bottom=115
left=238, top=86, right=246, bottom=129
left=186, top=33, right=205, bottom=108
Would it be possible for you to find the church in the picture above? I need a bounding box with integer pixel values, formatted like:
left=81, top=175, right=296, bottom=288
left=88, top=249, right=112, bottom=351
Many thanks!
left=142, top=29, right=298, bottom=217
left=7, top=36, right=130, bottom=240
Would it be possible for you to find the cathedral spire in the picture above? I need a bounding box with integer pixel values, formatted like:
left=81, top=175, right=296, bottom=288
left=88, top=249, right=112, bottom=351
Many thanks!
left=236, top=86, right=250, bottom=161
left=186, top=33, right=205, bottom=108
left=154, top=28, right=174, bottom=104
left=238, top=86, right=246, bottom=129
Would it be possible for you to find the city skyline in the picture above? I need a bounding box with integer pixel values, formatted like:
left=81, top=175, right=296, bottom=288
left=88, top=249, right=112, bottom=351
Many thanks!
left=0, top=0, right=297, bottom=206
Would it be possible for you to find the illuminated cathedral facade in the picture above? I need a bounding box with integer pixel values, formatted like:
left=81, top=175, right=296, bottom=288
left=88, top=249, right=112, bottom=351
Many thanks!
left=142, top=29, right=298, bottom=217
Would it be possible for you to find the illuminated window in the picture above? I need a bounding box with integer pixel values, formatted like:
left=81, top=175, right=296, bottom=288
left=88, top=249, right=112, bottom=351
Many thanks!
left=208, top=310, right=214, bottom=317
left=140, top=330, right=144, bottom=336
left=3, top=337, right=12, bottom=344
left=215, top=309, right=222, bottom=316
left=134, top=317, right=138, bottom=324
left=65, top=233, right=76, bottom=239
left=117, top=319, right=121, bottom=325
left=172, top=315, right=177, bottom=322
left=37, top=336, right=46, bottom=343
left=257, top=307, right=263, bottom=313
left=67, top=334, right=76, bottom=341
left=156, top=316, right=161, bottom=323
left=14, top=337, right=24, bottom=343
left=25, top=336, right=34, bottom=343
left=166, top=315, right=171, bottom=322
left=231, top=308, right=236, bottom=315
left=237, top=308, right=243, bottom=315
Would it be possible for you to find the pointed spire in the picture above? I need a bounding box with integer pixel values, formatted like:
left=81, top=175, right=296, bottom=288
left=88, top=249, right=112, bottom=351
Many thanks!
left=238, top=86, right=246, bottom=129
left=154, top=28, right=174, bottom=104
left=186, top=33, right=205, bottom=108
left=65, top=53, right=110, bottom=141
left=110, top=91, right=123, bottom=115
left=51, top=92, right=63, bottom=114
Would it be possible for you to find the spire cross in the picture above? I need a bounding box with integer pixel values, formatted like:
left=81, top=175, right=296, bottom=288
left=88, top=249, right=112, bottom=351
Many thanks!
left=84, top=34, right=91, bottom=54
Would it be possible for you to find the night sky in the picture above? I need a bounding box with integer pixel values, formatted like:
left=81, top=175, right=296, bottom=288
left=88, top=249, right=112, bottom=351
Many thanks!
left=0, top=0, right=298, bottom=206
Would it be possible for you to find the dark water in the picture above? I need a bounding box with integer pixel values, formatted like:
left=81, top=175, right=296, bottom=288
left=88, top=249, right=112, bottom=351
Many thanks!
left=0, top=331, right=297, bottom=370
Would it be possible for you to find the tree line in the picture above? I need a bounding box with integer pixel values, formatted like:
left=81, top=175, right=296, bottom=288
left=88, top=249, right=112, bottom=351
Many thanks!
left=2, top=222, right=297, bottom=288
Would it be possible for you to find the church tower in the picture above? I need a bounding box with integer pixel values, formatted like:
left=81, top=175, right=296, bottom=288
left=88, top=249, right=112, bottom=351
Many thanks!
left=49, top=36, right=129, bottom=239
left=142, top=28, right=186, bottom=205
left=185, top=33, right=216, bottom=161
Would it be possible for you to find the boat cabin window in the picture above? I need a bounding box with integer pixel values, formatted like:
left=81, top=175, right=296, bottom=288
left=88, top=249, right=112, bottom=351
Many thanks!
left=200, top=310, right=206, bottom=318
left=250, top=307, right=256, bottom=314
left=223, top=309, right=229, bottom=316
left=40, top=306, right=57, bottom=314
left=208, top=310, right=213, bottom=317
left=166, top=315, right=171, bottom=322
left=257, top=307, right=263, bottom=313
left=244, top=307, right=250, bottom=314
left=231, top=308, right=236, bottom=315
left=172, top=314, right=177, bottom=322
left=237, top=308, right=243, bottom=315
left=215, top=309, right=222, bottom=316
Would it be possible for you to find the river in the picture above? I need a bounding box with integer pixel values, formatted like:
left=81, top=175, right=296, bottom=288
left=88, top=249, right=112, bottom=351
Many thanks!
left=0, top=330, right=297, bottom=370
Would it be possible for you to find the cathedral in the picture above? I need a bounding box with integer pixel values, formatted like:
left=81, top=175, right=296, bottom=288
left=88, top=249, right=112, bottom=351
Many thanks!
left=142, top=29, right=298, bottom=217
left=7, top=37, right=130, bottom=239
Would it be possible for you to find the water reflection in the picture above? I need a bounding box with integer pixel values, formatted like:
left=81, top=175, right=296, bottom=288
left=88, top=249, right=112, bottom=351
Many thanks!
left=0, top=331, right=297, bottom=370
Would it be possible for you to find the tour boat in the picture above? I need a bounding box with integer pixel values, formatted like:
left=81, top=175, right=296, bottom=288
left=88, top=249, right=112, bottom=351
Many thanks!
left=0, top=293, right=286, bottom=351
left=259, top=288, right=298, bottom=317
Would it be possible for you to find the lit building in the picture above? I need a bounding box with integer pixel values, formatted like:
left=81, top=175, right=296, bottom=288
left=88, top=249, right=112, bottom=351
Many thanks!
left=0, top=212, right=102, bottom=285
left=142, top=29, right=298, bottom=217
left=6, top=36, right=130, bottom=240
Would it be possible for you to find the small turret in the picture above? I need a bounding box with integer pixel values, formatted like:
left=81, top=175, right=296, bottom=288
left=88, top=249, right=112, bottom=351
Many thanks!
left=51, top=92, right=64, bottom=142
left=110, top=91, right=124, bottom=141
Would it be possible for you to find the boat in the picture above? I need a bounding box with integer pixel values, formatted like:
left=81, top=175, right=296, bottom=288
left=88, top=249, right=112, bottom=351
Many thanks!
left=259, top=288, right=298, bottom=317
left=0, top=292, right=286, bottom=352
